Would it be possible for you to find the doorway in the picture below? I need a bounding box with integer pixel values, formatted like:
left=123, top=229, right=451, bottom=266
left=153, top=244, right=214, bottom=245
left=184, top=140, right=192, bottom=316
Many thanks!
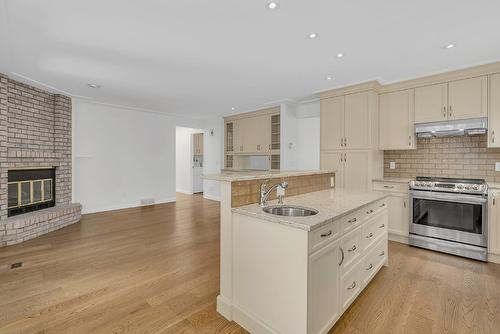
left=175, top=127, right=204, bottom=195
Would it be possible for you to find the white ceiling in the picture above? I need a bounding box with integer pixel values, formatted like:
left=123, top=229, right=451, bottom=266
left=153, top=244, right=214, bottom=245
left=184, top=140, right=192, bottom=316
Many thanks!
left=1, top=0, right=500, bottom=119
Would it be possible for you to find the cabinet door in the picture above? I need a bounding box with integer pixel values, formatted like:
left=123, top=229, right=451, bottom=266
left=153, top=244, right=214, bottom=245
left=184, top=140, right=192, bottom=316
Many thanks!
left=198, top=134, right=203, bottom=154
left=256, top=114, right=271, bottom=153
left=414, top=83, right=447, bottom=123
left=193, top=134, right=199, bottom=154
left=379, top=89, right=415, bottom=150
left=308, top=239, right=341, bottom=334
left=321, top=151, right=344, bottom=188
left=387, top=194, right=409, bottom=237
left=344, top=151, right=370, bottom=190
left=344, top=92, right=370, bottom=149
left=321, top=96, right=345, bottom=150
left=225, top=122, right=234, bottom=153
left=448, top=76, right=487, bottom=120
left=234, top=119, right=243, bottom=153
left=488, top=190, right=500, bottom=255
left=489, top=74, right=500, bottom=148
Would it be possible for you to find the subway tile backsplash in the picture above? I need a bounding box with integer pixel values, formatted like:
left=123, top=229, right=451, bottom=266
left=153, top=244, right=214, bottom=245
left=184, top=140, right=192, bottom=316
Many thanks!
left=384, top=134, right=500, bottom=182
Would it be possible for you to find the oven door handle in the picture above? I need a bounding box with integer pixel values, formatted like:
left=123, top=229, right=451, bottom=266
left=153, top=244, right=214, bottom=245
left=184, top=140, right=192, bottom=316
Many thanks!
left=410, top=190, right=487, bottom=204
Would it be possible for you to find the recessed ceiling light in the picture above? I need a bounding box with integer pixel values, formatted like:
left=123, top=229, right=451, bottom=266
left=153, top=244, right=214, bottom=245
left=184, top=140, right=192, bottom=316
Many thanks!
left=326, top=76, right=333, bottom=81
left=231, top=107, right=236, bottom=111
left=336, top=53, right=344, bottom=58
left=444, top=43, right=456, bottom=49
left=87, top=83, right=101, bottom=89
left=308, top=33, right=318, bottom=39
left=267, top=2, right=279, bottom=9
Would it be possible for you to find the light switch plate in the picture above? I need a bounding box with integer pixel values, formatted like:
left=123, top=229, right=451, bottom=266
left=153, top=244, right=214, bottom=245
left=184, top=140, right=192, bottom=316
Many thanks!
left=277, top=187, right=285, bottom=197
left=390, top=161, right=396, bottom=169
left=496, top=162, right=500, bottom=172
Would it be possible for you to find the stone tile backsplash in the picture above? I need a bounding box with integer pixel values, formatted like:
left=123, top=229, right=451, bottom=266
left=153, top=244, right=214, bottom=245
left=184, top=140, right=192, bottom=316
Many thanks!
left=384, top=134, right=500, bottom=182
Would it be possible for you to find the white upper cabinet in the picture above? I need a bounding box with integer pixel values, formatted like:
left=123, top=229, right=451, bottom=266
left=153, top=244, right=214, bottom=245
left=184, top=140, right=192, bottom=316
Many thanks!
left=379, top=89, right=415, bottom=150
left=414, top=83, right=448, bottom=123
left=321, top=96, right=344, bottom=150
left=344, top=92, right=371, bottom=149
left=489, top=73, right=500, bottom=148
left=448, top=76, right=487, bottom=120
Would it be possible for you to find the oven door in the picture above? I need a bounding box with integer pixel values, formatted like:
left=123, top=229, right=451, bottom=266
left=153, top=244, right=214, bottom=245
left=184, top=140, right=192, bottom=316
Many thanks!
left=409, top=190, right=487, bottom=247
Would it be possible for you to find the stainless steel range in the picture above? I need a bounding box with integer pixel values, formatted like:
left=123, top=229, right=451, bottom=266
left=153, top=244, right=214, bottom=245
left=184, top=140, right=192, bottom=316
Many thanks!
left=409, top=177, right=488, bottom=261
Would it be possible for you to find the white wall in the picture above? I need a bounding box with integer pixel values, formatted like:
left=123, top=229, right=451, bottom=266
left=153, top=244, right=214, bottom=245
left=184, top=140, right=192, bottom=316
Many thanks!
left=72, top=100, right=202, bottom=214
left=202, top=117, right=223, bottom=201
left=296, top=100, right=320, bottom=170
left=175, top=127, right=203, bottom=194
left=280, top=101, right=321, bottom=171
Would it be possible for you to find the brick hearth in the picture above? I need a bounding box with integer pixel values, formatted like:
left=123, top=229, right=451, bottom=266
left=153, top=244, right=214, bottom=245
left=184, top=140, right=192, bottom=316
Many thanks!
left=0, top=73, right=81, bottom=247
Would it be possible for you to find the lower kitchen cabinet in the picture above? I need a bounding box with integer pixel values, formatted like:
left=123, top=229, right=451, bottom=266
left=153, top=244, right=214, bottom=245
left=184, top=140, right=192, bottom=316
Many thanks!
left=373, top=180, right=409, bottom=243
left=488, top=189, right=500, bottom=263
left=231, top=197, right=389, bottom=334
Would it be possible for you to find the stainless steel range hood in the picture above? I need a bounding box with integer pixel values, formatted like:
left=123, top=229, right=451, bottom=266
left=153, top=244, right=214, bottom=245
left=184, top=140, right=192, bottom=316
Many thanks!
left=415, top=117, right=487, bottom=138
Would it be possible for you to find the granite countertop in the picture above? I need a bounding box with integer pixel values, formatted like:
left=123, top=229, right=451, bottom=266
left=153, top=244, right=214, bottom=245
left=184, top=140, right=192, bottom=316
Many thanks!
left=232, top=188, right=389, bottom=231
left=372, top=177, right=413, bottom=184
left=203, top=170, right=336, bottom=182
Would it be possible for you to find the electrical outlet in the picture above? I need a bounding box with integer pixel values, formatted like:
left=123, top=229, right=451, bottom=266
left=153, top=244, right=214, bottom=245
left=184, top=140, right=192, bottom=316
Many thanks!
left=330, top=177, right=335, bottom=188
left=390, top=161, right=396, bottom=170
left=496, top=162, right=500, bottom=172
left=277, top=186, right=285, bottom=197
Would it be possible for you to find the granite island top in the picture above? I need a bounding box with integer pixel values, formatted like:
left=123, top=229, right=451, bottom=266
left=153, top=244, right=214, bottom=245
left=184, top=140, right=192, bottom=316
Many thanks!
left=232, top=188, right=389, bottom=231
left=203, top=169, right=336, bottom=182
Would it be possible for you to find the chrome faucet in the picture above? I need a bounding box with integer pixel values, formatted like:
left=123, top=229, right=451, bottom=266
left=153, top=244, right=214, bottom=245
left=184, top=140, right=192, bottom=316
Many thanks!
left=260, top=180, right=289, bottom=207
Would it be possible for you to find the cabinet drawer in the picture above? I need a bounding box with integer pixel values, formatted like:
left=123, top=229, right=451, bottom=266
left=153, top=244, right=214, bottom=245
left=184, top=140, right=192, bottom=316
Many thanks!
left=340, top=261, right=362, bottom=312
left=363, top=198, right=388, bottom=218
left=373, top=181, right=409, bottom=193
left=340, top=226, right=362, bottom=272
left=310, top=221, right=340, bottom=253
left=361, top=210, right=387, bottom=251
left=361, top=237, right=388, bottom=287
left=340, top=211, right=363, bottom=234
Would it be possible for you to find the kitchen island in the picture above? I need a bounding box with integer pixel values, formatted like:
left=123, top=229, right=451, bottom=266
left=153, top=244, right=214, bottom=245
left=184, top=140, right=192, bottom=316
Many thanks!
left=231, top=189, right=389, bottom=334
left=204, top=170, right=389, bottom=334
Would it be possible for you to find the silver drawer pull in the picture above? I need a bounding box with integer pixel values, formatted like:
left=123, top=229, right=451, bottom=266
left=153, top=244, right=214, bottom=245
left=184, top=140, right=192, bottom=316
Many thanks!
left=366, top=209, right=374, bottom=214
left=366, top=232, right=373, bottom=239
left=366, top=263, right=373, bottom=271
left=379, top=224, right=385, bottom=228
left=347, top=281, right=356, bottom=290
left=379, top=251, right=385, bottom=256
left=320, top=230, right=332, bottom=238
left=383, top=185, right=394, bottom=188
left=339, top=247, right=345, bottom=266
left=347, top=245, right=357, bottom=252
left=348, top=217, right=357, bottom=224
left=379, top=203, right=386, bottom=207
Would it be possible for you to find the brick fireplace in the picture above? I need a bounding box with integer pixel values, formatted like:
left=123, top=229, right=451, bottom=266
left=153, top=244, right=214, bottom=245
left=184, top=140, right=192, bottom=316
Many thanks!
left=0, top=73, right=82, bottom=247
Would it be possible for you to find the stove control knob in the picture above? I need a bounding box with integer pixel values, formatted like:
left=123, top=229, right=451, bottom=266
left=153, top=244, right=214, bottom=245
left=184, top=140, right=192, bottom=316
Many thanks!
left=456, top=184, right=463, bottom=190
left=464, top=185, right=471, bottom=190
left=472, top=185, right=480, bottom=191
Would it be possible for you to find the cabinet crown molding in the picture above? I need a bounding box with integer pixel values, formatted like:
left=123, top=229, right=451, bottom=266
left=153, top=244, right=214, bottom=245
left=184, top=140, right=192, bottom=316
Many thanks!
left=224, top=106, right=280, bottom=122
left=317, top=81, right=381, bottom=99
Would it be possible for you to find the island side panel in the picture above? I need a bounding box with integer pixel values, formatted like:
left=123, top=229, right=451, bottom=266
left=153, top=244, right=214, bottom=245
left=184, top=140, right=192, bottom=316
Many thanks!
left=217, top=180, right=234, bottom=320
left=232, top=213, right=309, bottom=334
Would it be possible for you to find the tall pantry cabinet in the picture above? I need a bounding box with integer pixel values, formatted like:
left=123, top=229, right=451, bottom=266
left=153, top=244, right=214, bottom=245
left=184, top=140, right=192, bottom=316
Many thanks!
left=320, top=82, right=383, bottom=190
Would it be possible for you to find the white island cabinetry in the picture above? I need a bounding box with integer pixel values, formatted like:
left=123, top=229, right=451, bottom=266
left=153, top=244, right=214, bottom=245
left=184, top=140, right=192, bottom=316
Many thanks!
left=231, top=190, right=389, bottom=334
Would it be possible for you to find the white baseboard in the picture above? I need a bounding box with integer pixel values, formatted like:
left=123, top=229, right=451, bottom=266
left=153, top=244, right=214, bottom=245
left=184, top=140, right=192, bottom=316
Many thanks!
left=203, top=194, right=221, bottom=202
left=216, top=295, right=232, bottom=321
left=176, top=189, right=193, bottom=195
left=232, top=303, right=279, bottom=334
left=488, top=253, right=500, bottom=264
left=81, top=197, right=176, bottom=214
left=389, top=231, right=409, bottom=244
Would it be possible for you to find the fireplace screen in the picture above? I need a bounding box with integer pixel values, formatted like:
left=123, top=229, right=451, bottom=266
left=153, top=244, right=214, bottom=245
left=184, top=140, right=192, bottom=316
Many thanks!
left=7, top=169, right=55, bottom=217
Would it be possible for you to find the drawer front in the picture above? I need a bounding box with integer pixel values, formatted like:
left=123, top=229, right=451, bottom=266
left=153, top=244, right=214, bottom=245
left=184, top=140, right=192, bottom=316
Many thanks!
left=310, top=221, right=340, bottom=253
left=361, top=237, right=388, bottom=287
left=340, top=226, right=362, bottom=271
left=340, top=211, right=363, bottom=234
left=362, top=210, right=388, bottom=251
left=373, top=181, right=409, bottom=193
left=340, top=261, right=362, bottom=312
left=364, top=199, right=388, bottom=219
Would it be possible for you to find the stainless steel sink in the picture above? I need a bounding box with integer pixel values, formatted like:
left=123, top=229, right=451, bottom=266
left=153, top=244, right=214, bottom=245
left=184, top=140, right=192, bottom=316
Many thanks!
left=262, top=205, right=318, bottom=217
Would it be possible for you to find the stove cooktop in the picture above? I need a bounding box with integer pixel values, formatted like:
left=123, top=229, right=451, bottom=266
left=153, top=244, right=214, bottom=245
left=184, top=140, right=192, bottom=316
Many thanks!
left=409, top=176, right=487, bottom=195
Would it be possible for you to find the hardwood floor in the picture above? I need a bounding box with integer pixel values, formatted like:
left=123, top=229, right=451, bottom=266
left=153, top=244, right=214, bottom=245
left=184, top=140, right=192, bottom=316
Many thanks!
left=0, top=193, right=499, bottom=334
